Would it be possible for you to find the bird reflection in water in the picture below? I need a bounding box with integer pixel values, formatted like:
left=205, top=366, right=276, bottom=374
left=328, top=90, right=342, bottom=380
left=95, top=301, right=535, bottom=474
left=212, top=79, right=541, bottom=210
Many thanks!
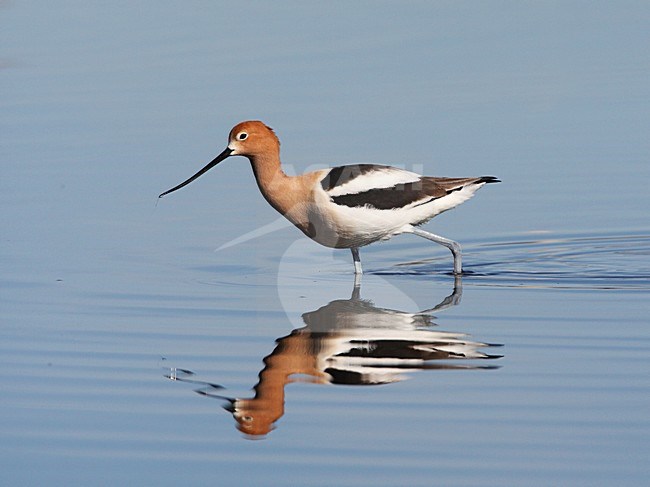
left=165, top=277, right=502, bottom=438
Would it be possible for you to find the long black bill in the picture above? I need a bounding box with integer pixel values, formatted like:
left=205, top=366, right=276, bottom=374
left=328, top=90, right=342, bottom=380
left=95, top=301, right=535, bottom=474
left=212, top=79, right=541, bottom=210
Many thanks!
left=158, top=147, right=233, bottom=198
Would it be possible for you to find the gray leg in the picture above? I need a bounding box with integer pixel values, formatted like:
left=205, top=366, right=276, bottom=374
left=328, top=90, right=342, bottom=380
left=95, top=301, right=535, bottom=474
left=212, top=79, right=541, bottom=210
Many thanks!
left=409, top=227, right=462, bottom=275
left=351, top=247, right=363, bottom=275
left=421, top=275, right=463, bottom=313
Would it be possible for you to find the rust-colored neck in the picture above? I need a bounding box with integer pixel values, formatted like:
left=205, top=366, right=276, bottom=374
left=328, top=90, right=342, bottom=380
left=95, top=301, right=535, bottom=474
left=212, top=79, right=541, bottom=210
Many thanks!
left=233, top=330, right=329, bottom=436
left=248, top=152, right=296, bottom=215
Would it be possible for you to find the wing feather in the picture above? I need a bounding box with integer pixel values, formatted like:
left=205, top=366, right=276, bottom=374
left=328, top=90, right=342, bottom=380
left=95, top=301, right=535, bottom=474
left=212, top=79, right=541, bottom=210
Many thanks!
left=321, top=164, right=422, bottom=197
left=319, top=164, right=499, bottom=211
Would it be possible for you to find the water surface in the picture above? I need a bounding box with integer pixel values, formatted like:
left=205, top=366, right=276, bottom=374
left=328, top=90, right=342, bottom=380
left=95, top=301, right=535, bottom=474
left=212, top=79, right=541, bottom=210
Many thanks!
left=2, top=2, right=650, bottom=486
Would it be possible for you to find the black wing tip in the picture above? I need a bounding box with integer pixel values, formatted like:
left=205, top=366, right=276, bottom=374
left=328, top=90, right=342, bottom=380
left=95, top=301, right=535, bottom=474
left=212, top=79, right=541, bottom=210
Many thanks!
left=479, top=176, right=501, bottom=184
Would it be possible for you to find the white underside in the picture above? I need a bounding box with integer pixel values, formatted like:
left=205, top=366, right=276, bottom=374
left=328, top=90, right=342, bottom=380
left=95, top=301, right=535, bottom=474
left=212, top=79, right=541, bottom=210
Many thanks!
left=304, top=182, right=486, bottom=248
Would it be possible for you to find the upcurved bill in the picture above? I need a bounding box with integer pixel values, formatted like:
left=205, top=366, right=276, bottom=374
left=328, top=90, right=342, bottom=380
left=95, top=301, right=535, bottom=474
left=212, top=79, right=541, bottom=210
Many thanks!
left=159, top=147, right=233, bottom=198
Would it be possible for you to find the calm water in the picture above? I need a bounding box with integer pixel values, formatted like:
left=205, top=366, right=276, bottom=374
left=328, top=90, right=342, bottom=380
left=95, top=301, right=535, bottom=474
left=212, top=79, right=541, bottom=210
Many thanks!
left=2, top=3, right=650, bottom=486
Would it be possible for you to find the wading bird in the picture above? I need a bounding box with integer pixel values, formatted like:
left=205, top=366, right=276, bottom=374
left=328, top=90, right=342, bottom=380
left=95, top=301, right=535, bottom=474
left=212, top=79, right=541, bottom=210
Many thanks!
left=159, top=121, right=499, bottom=275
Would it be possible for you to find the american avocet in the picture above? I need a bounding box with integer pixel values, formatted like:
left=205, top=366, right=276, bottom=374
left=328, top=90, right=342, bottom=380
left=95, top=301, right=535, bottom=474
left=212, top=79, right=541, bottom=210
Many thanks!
left=168, top=283, right=501, bottom=437
left=159, top=121, right=499, bottom=275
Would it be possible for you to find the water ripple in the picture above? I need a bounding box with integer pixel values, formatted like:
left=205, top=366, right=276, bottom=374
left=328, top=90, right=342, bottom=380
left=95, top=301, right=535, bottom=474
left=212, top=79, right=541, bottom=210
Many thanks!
left=380, top=232, right=650, bottom=290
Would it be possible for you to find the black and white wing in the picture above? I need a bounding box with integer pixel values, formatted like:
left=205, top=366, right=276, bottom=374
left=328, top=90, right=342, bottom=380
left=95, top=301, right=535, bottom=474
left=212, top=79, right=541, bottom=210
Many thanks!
left=320, top=164, right=499, bottom=210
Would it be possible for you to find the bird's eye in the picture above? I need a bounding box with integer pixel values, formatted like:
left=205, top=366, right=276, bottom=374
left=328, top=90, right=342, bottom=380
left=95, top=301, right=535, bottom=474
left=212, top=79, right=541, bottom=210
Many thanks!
left=237, top=132, right=248, bottom=140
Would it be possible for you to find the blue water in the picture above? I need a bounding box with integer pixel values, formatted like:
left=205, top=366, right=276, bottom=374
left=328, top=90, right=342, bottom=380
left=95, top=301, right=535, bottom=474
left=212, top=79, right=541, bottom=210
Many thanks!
left=2, top=2, right=650, bottom=486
